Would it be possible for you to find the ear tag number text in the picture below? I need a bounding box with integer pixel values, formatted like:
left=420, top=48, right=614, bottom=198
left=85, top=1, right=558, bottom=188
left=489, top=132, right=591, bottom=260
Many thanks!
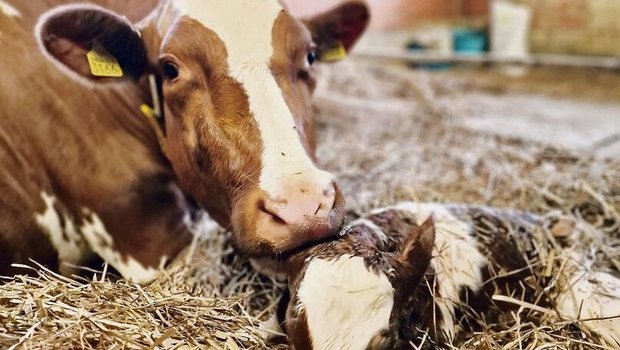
left=86, top=43, right=124, bottom=78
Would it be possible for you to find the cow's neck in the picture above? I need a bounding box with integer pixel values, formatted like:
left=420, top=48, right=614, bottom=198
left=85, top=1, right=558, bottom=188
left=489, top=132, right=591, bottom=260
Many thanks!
left=60, top=83, right=167, bottom=202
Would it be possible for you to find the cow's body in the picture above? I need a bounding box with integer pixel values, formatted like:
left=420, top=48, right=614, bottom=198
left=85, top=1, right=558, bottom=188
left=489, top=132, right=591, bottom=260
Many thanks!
left=0, top=0, right=192, bottom=281
left=0, top=0, right=370, bottom=282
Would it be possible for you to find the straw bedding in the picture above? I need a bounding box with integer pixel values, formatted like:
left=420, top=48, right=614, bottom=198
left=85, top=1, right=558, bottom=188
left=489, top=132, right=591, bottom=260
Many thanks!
left=1, top=61, right=619, bottom=349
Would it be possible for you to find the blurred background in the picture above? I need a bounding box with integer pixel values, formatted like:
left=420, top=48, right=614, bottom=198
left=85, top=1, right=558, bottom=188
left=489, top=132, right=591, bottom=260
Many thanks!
left=286, top=0, right=620, bottom=159
left=288, top=0, right=620, bottom=56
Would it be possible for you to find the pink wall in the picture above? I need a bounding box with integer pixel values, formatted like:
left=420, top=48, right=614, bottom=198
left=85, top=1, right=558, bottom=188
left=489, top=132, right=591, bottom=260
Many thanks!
left=286, top=0, right=489, bottom=30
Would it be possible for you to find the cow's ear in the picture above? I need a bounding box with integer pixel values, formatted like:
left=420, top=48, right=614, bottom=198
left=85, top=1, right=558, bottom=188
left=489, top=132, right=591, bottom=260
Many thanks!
left=35, top=4, right=149, bottom=83
left=304, top=1, right=370, bottom=63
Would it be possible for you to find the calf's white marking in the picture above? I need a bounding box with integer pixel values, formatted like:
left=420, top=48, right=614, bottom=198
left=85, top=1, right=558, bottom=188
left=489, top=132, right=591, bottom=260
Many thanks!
left=297, top=255, right=394, bottom=350
left=34, top=192, right=86, bottom=274
left=173, top=0, right=330, bottom=198
left=81, top=212, right=163, bottom=283
left=0, top=0, right=19, bottom=17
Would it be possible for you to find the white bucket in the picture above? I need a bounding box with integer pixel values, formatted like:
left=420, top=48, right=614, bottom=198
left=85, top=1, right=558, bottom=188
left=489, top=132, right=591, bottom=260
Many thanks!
left=491, top=1, right=532, bottom=59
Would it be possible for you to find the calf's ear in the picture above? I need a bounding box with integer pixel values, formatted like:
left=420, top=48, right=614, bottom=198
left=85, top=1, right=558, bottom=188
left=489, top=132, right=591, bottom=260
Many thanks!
left=397, top=215, right=435, bottom=278
left=304, top=1, right=370, bottom=62
left=35, top=4, right=149, bottom=83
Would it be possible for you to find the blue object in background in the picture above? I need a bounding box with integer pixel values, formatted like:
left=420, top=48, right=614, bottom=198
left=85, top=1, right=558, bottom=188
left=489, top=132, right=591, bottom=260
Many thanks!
left=406, top=42, right=451, bottom=71
left=453, top=28, right=487, bottom=54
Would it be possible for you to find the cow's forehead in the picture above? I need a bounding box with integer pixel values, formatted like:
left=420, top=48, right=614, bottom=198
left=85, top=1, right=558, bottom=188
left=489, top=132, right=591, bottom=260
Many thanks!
left=167, top=0, right=318, bottom=200
left=173, top=0, right=283, bottom=65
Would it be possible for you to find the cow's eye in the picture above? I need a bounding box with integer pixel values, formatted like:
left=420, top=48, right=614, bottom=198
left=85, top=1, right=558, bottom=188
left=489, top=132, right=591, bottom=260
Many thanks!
left=307, top=51, right=317, bottom=66
left=162, top=61, right=179, bottom=80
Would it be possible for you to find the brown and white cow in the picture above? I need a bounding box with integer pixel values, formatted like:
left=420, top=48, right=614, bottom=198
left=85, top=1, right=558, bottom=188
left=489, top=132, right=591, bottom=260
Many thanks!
left=0, top=0, right=369, bottom=282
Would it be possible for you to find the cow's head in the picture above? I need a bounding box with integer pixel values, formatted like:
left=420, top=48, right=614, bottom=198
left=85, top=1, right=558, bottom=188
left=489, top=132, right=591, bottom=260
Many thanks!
left=35, top=1, right=369, bottom=258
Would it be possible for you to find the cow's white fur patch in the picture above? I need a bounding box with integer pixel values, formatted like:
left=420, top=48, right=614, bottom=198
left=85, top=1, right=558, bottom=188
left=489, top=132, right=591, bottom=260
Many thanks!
left=0, top=1, right=20, bottom=17
left=34, top=192, right=86, bottom=275
left=81, top=212, right=163, bottom=284
left=186, top=210, right=221, bottom=239
left=297, top=255, right=394, bottom=350
left=385, top=202, right=489, bottom=340
left=173, top=0, right=329, bottom=198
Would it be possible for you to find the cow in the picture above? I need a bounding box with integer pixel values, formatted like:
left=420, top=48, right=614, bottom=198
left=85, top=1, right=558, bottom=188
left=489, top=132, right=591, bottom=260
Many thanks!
left=0, top=0, right=369, bottom=283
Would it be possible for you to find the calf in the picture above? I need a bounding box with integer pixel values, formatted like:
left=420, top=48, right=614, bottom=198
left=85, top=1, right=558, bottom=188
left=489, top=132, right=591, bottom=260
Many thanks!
left=0, top=0, right=369, bottom=282
left=278, top=203, right=620, bottom=349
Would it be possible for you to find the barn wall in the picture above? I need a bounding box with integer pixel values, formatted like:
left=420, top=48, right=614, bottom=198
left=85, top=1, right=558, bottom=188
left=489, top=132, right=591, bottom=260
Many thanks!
left=286, top=0, right=620, bottom=56
left=512, top=0, right=620, bottom=56
left=285, top=0, right=488, bottom=30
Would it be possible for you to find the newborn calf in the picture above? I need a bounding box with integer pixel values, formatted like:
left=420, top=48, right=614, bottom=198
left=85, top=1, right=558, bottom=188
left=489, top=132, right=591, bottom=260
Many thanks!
left=276, top=202, right=620, bottom=349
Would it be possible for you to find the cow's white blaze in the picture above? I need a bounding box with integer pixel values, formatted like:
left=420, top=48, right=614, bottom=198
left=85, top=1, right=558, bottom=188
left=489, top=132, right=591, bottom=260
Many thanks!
left=0, top=0, right=20, bottom=17
left=34, top=192, right=86, bottom=274
left=297, top=255, right=394, bottom=350
left=387, top=202, right=489, bottom=340
left=173, top=0, right=327, bottom=198
left=81, top=212, right=163, bottom=283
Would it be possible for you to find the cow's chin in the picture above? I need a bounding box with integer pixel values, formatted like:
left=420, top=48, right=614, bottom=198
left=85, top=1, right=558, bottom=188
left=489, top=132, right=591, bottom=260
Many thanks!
left=249, top=257, right=290, bottom=280
left=229, top=214, right=340, bottom=260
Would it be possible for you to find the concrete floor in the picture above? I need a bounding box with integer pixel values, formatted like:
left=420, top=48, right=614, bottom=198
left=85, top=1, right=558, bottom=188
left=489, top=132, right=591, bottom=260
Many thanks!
left=453, top=92, right=620, bottom=158
left=428, top=67, right=620, bottom=159
left=319, top=61, right=620, bottom=159
left=351, top=24, right=620, bottom=159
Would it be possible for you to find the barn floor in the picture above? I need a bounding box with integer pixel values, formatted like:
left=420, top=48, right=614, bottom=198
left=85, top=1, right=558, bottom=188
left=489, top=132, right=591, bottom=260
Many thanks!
left=1, top=61, right=619, bottom=349
left=440, top=66, right=620, bottom=158
left=315, top=62, right=619, bottom=214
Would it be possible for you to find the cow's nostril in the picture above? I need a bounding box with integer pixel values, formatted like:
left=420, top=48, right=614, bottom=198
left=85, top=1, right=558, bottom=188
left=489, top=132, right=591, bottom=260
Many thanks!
left=260, top=199, right=288, bottom=225
left=314, top=203, right=322, bottom=216
left=270, top=214, right=287, bottom=226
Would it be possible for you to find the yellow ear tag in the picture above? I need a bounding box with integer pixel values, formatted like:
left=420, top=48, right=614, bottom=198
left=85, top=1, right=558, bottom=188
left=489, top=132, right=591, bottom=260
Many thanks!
left=140, top=104, right=155, bottom=119
left=319, top=41, right=348, bottom=62
left=86, top=43, right=124, bottom=78
left=140, top=103, right=167, bottom=148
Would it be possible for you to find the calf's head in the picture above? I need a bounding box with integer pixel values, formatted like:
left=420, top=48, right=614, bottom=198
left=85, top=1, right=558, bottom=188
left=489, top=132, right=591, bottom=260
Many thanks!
left=35, top=1, right=369, bottom=257
left=281, top=217, right=436, bottom=350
